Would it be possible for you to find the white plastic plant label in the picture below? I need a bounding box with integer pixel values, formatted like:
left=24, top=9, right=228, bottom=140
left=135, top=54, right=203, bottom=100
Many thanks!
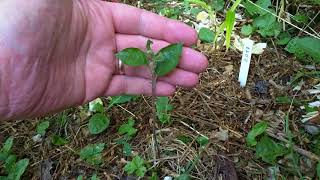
left=238, top=39, right=254, bottom=87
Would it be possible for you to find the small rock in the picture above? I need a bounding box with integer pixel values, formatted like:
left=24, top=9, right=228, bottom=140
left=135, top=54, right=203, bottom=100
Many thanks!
left=304, top=124, right=320, bottom=135
left=254, top=80, right=269, bottom=94
left=32, top=134, right=43, bottom=143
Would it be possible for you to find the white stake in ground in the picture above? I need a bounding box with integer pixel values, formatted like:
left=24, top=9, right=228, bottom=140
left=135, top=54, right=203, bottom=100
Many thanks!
left=238, top=39, right=254, bottom=87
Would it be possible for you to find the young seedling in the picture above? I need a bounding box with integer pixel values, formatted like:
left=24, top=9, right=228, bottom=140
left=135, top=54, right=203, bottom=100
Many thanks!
left=116, top=41, right=183, bottom=159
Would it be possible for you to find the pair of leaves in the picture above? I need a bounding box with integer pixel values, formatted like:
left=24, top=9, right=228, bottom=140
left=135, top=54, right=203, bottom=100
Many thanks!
left=156, top=97, right=173, bottom=124
left=285, top=37, right=320, bottom=63
left=116, top=43, right=183, bottom=77
left=124, top=156, right=147, bottom=177
left=36, top=121, right=50, bottom=136
left=88, top=113, right=110, bottom=135
left=79, top=143, right=105, bottom=166
left=3, top=159, right=29, bottom=180
left=118, top=118, right=138, bottom=137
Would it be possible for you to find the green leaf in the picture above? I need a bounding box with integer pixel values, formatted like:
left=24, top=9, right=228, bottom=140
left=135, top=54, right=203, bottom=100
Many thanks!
left=295, top=37, right=320, bottom=63
left=244, top=0, right=271, bottom=16
left=285, top=38, right=306, bottom=59
left=241, top=25, right=254, bottom=36
left=2, top=137, right=14, bottom=154
left=275, top=96, right=303, bottom=106
left=225, top=10, right=236, bottom=50
left=91, top=174, right=100, bottom=180
left=88, top=113, right=110, bottom=135
left=123, top=142, right=133, bottom=157
left=108, top=95, right=138, bottom=108
left=80, top=143, right=105, bottom=166
left=118, top=118, right=138, bottom=137
left=116, top=48, right=148, bottom=66
left=293, top=13, right=309, bottom=24
left=256, top=136, right=287, bottom=164
left=276, top=32, right=291, bottom=45
left=36, top=121, right=50, bottom=136
left=198, top=27, right=215, bottom=43
left=156, top=97, right=173, bottom=124
left=5, top=155, right=17, bottom=173
left=89, top=98, right=104, bottom=113
left=155, top=43, right=183, bottom=76
left=257, top=21, right=282, bottom=37
left=196, top=135, right=209, bottom=147
left=317, top=161, right=320, bottom=179
left=209, top=0, right=224, bottom=11
left=253, top=12, right=276, bottom=29
left=51, top=135, right=68, bottom=146
left=176, top=174, right=191, bottom=180
left=77, top=175, right=84, bottom=180
left=177, top=135, right=193, bottom=144
left=124, top=156, right=147, bottom=177
left=10, top=159, right=29, bottom=180
left=246, top=121, right=268, bottom=146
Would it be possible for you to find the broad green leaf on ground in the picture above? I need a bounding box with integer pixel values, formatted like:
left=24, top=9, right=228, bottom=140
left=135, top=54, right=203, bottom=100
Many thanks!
left=246, top=121, right=268, bottom=146
left=256, top=136, right=287, bottom=164
left=77, top=175, right=84, bottom=180
left=89, top=98, right=104, bottom=113
left=198, top=27, right=215, bottom=43
left=177, top=135, right=193, bottom=144
left=91, top=174, right=101, bottom=180
left=123, top=142, right=133, bottom=157
left=176, top=174, right=191, bottom=180
left=51, top=135, right=68, bottom=146
left=108, top=95, right=138, bottom=108
left=225, top=10, right=236, bottom=50
left=241, top=25, right=254, bottom=36
left=154, top=43, right=183, bottom=76
left=1, top=137, right=13, bottom=154
left=7, top=159, right=29, bottom=180
left=0, top=137, right=14, bottom=161
left=88, top=113, right=110, bottom=135
left=209, top=0, right=224, bottom=11
left=275, top=96, right=303, bottom=106
left=276, top=32, right=291, bottom=45
left=196, top=135, right=209, bottom=147
left=253, top=11, right=275, bottom=28
left=36, top=121, right=50, bottom=136
left=124, top=155, right=147, bottom=177
left=293, top=13, right=309, bottom=24
left=156, top=97, right=173, bottom=124
left=118, top=118, right=138, bottom=137
left=80, top=143, right=105, bottom=166
left=116, top=48, right=147, bottom=66
left=244, top=0, right=271, bottom=16
left=286, top=37, right=320, bottom=63
left=5, top=155, right=16, bottom=173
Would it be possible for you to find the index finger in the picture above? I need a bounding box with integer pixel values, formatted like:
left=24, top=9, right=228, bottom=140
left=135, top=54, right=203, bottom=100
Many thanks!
left=106, top=2, right=198, bottom=46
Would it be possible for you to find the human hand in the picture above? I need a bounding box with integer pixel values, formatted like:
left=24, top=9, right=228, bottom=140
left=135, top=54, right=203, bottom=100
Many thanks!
left=0, top=0, right=208, bottom=120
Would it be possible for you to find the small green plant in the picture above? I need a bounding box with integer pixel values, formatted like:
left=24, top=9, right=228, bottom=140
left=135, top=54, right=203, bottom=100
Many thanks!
left=79, top=143, right=105, bottom=166
left=246, top=122, right=288, bottom=164
left=124, top=155, right=147, bottom=177
left=36, top=121, right=50, bottom=136
left=188, top=0, right=241, bottom=50
left=88, top=113, right=110, bottom=135
left=0, top=137, right=29, bottom=180
left=118, top=118, right=138, bottom=137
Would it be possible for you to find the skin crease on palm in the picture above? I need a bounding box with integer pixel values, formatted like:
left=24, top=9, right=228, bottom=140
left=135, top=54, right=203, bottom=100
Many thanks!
left=0, top=0, right=208, bottom=121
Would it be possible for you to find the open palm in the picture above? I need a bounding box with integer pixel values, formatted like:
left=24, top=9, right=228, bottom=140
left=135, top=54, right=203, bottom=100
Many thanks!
left=0, top=0, right=208, bottom=120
